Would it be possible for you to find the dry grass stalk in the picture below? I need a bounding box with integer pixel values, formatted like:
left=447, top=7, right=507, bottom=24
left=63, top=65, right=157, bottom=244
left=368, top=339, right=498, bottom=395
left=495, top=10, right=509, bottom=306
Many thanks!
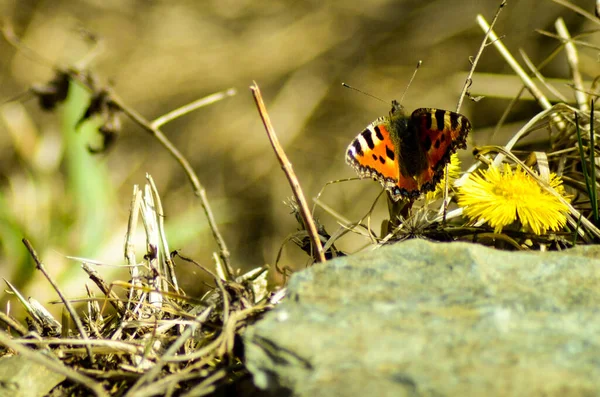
left=250, top=82, right=327, bottom=264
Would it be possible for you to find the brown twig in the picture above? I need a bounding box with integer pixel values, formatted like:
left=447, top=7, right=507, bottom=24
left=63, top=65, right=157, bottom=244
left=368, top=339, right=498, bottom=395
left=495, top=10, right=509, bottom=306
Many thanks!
left=22, top=238, right=95, bottom=363
left=173, top=251, right=219, bottom=281
left=80, top=262, right=126, bottom=313
left=250, top=82, right=326, bottom=263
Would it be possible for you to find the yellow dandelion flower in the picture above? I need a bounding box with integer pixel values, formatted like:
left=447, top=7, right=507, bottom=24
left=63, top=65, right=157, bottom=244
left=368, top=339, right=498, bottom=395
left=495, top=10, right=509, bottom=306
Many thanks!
left=456, top=164, right=570, bottom=235
left=425, top=153, right=462, bottom=201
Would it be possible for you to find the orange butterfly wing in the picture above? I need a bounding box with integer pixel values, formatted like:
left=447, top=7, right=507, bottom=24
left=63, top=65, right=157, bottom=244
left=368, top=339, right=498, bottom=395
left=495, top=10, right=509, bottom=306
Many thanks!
left=346, top=117, right=419, bottom=199
left=410, top=108, right=471, bottom=191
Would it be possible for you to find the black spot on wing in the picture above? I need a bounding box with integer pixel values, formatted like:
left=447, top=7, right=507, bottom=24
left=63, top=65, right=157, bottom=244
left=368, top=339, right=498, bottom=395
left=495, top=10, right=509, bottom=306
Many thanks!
left=374, top=126, right=384, bottom=141
left=378, top=155, right=385, bottom=164
left=372, top=154, right=378, bottom=161
left=440, top=134, right=446, bottom=142
left=352, top=140, right=363, bottom=157
left=361, top=129, right=375, bottom=150
left=386, top=146, right=395, bottom=161
left=423, top=136, right=432, bottom=151
left=434, top=139, right=441, bottom=149
left=435, top=109, right=445, bottom=131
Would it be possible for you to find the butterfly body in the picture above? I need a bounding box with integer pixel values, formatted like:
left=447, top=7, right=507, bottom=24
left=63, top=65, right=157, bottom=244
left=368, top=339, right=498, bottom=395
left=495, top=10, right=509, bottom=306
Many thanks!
left=346, top=100, right=471, bottom=201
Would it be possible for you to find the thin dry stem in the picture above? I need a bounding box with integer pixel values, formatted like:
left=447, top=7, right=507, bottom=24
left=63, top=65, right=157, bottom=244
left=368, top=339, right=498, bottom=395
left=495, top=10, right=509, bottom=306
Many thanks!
left=22, top=238, right=95, bottom=363
left=125, top=306, right=213, bottom=395
left=139, top=184, right=164, bottom=307
left=519, top=49, right=568, bottom=103
left=81, top=262, right=125, bottom=313
left=215, top=276, right=230, bottom=325
left=456, top=0, right=506, bottom=113
left=151, top=88, right=237, bottom=129
left=104, top=280, right=204, bottom=306
left=74, top=29, right=104, bottom=70
left=491, top=40, right=568, bottom=137
left=477, top=14, right=566, bottom=132
left=536, top=29, right=600, bottom=51
left=478, top=16, right=551, bottom=110
left=555, top=18, right=589, bottom=112
left=313, top=198, right=354, bottom=229
left=0, top=24, right=56, bottom=69
left=551, top=0, right=600, bottom=25
left=311, top=177, right=358, bottom=215
left=147, top=174, right=179, bottom=292
left=125, top=185, right=142, bottom=314
left=174, top=251, right=219, bottom=281
left=250, top=82, right=326, bottom=263
left=0, top=311, right=28, bottom=336
left=3, top=280, right=38, bottom=325
left=12, top=338, right=142, bottom=354
left=444, top=0, right=506, bottom=221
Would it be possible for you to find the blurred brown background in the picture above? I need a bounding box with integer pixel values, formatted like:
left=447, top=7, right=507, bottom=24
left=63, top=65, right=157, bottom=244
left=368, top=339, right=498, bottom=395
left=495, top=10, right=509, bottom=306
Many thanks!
left=0, top=0, right=596, bottom=309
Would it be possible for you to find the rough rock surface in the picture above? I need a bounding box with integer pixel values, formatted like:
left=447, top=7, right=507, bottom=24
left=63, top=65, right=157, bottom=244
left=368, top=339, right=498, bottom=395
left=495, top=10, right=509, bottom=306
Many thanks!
left=244, top=239, right=600, bottom=397
left=0, top=355, right=65, bottom=397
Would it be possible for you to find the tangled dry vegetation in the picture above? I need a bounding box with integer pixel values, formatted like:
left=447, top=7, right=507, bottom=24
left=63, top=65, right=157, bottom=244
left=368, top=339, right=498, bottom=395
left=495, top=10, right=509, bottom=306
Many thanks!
left=0, top=1, right=599, bottom=396
left=0, top=24, right=280, bottom=397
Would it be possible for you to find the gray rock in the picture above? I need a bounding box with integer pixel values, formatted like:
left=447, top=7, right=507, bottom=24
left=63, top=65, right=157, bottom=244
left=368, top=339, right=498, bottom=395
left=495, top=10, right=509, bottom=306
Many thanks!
left=0, top=355, right=65, bottom=397
left=244, top=239, right=600, bottom=397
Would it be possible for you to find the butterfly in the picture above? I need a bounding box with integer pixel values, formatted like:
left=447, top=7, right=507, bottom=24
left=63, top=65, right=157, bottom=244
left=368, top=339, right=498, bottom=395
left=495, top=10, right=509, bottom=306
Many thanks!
left=346, top=100, right=471, bottom=201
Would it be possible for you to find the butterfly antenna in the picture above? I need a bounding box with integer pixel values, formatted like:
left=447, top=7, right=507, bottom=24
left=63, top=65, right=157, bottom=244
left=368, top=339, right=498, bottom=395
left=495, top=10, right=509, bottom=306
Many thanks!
left=341, top=83, right=388, bottom=105
left=398, top=60, right=422, bottom=105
